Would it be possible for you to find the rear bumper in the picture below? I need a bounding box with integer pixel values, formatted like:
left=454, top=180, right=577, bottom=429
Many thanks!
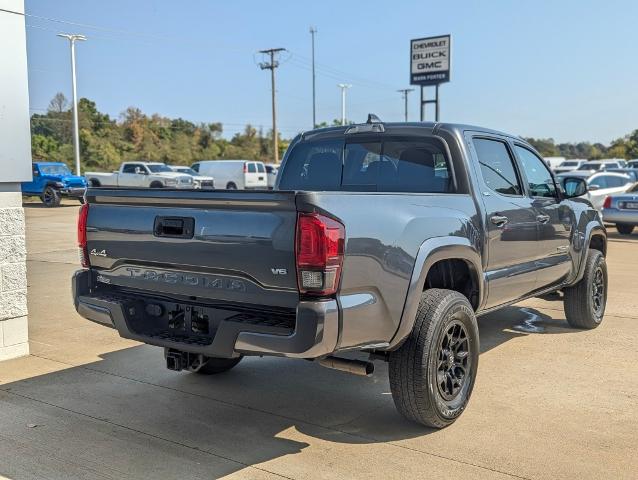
left=601, top=208, right=638, bottom=225
left=72, top=269, right=339, bottom=359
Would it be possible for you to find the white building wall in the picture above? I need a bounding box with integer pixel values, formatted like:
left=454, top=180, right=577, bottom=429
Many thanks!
left=0, top=0, right=32, bottom=361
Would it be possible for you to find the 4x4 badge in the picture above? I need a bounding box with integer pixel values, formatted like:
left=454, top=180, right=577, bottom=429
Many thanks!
left=90, top=248, right=107, bottom=257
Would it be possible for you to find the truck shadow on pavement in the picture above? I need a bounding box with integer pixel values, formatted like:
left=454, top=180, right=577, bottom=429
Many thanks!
left=0, top=305, right=579, bottom=479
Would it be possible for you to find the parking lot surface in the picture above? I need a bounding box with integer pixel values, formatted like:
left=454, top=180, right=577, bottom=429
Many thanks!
left=1, top=200, right=636, bottom=480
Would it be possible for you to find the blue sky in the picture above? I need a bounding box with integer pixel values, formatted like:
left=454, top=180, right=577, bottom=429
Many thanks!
left=24, top=0, right=638, bottom=143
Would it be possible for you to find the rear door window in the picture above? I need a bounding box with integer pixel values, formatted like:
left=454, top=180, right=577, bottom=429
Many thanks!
left=473, top=138, right=522, bottom=196
left=247, top=163, right=257, bottom=173
left=122, top=164, right=139, bottom=174
left=257, top=163, right=265, bottom=173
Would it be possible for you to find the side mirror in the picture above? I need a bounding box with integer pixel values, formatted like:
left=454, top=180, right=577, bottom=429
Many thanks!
left=562, top=177, right=588, bottom=198
left=134, top=167, right=146, bottom=175
left=587, top=184, right=600, bottom=191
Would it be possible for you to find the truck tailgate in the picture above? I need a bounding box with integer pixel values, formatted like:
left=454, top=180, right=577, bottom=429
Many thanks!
left=85, top=188, right=299, bottom=308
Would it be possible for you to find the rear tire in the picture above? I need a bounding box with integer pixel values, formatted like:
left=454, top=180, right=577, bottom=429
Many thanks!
left=41, top=186, right=61, bottom=208
left=194, top=356, right=243, bottom=375
left=616, top=223, right=634, bottom=235
left=89, top=178, right=101, bottom=187
left=389, top=289, right=479, bottom=428
left=564, top=249, right=607, bottom=329
left=226, top=182, right=237, bottom=190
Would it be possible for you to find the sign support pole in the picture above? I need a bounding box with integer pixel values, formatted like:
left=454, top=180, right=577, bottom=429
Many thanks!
left=420, top=85, right=440, bottom=122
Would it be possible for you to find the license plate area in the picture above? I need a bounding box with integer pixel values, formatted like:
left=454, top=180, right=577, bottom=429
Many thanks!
left=623, top=202, right=638, bottom=209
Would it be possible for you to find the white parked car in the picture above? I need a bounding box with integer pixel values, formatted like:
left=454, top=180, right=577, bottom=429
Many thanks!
left=86, top=162, right=194, bottom=189
left=553, top=159, right=586, bottom=175
left=558, top=171, right=634, bottom=210
left=191, top=160, right=268, bottom=190
left=168, top=165, right=215, bottom=189
left=264, top=163, right=279, bottom=189
left=576, top=160, right=622, bottom=174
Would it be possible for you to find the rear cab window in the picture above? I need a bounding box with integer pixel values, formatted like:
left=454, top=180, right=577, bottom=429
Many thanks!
left=278, top=136, right=453, bottom=193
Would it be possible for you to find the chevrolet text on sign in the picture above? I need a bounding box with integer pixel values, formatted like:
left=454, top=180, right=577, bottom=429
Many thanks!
left=410, top=35, right=451, bottom=86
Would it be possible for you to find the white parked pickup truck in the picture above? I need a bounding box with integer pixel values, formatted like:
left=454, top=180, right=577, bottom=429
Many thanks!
left=86, top=162, right=194, bottom=189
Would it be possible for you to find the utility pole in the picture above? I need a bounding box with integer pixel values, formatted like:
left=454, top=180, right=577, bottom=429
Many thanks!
left=57, top=33, right=86, bottom=176
left=397, top=88, right=414, bottom=122
left=259, top=47, right=286, bottom=163
left=310, top=26, right=317, bottom=128
left=338, top=83, right=352, bottom=125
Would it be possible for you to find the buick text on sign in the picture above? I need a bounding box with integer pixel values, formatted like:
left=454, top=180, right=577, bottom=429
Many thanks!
left=410, top=35, right=451, bottom=86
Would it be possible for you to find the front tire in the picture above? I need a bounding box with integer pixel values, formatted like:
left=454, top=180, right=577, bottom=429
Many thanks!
left=150, top=181, right=164, bottom=188
left=564, top=249, right=607, bottom=329
left=616, top=223, right=634, bottom=235
left=41, top=186, right=61, bottom=207
left=389, top=289, right=479, bottom=428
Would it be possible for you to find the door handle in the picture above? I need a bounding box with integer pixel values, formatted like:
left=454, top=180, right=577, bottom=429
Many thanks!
left=490, top=215, right=509, bottom=227
left=536, top=214, right=550, bottom=224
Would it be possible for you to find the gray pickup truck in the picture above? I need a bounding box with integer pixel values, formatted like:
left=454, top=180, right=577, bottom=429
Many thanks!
left=72, top=118, right=607, bottom=428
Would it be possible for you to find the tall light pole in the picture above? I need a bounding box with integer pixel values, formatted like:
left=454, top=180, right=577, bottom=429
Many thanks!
left=309, top=26, right=317, bottom=128
left=57, top=33, right=86, bottom=176
left=259, top=47, right=286, bottom=163
left=338, top=83, right=352, bottom=125
left=397, top=88, right=414, bottom=122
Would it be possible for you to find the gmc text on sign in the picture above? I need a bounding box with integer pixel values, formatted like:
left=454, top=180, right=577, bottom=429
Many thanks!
left=410, top=35, right=451, bottom=86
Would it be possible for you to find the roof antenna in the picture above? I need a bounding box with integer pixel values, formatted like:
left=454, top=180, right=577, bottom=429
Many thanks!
left=366, top=113, right=382, bottom=124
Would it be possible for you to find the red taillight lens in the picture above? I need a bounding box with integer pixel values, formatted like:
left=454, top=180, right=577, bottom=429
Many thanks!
left=243, top=163, right=248, bottom=173
left=603, top=196, right=612, bottom=209
left=77, top=203, right=90, bottom=267
left=296, top=212, right=345, bottom=296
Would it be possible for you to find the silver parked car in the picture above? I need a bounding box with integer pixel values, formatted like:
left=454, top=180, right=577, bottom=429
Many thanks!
left=168, top=165, right=215, bottom=189
left=601, top=183, right=638, bottom=234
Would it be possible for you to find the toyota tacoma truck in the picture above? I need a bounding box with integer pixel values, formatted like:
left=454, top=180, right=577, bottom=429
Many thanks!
left=85, top=162, right=194, bottom=189
left=22, top=162, right=87, bottom=207
left=72, top=118, right=607, bottom=428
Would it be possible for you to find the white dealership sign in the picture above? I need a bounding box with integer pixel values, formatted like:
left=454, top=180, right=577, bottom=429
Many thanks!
left=410, top=35, right=451, bottom=86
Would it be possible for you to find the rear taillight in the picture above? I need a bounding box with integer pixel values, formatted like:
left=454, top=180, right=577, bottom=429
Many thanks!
left=77, top=203, right=89, bottom=267
left=243, top=163, right=248, bottom=173
left=603, top=196, right=612, bottom=209
left=296, top=212, right=345, bottom=296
